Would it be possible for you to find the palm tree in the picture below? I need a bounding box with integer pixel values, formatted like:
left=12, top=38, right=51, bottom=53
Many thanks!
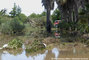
left=55, top=0, right=85, bottom=37
left=78, top=1, right=89, bottom=34
left=42, top=0, right=54, bottom=33
left=55, top=0, right=84, bottom=23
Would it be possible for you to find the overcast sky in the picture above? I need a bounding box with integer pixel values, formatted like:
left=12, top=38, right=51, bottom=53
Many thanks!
left=0, top=0, right=57, bottom=16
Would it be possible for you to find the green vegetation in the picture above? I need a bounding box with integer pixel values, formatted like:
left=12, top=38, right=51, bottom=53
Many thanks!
left=0, top=1, right=89, bottom=53
left=9, top=3, right=21, bottom=18
left=28, top=12, right=46, bottom=18
left=26, top=39, right=45, bottom=52
left=1, top=19, right=25, bottom=35
left=8, top=38, right=23, bottom=49
left=51, top=8, right=61, bottom=23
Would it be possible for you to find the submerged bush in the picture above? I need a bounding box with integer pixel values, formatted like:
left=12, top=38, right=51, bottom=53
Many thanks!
left=26, top=39, right=45, bottom=52
left=8, top=38, right=23, bottom=49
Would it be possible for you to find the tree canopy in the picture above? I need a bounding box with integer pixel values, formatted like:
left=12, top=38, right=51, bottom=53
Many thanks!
left=9, top=3, right=21, bottom=18
left=42, top=0, right=88, bottom=34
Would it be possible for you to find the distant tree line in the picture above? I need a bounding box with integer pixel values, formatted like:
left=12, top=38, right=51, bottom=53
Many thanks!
left=0, top=3, right=47, bottom=35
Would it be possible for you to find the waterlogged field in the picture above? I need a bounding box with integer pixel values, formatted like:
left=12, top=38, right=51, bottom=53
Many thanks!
left=0, top=45, right=89, bottom=60
left=0, top=31, right=89, bottom=60
left=0, top=0, right=89, bottom=60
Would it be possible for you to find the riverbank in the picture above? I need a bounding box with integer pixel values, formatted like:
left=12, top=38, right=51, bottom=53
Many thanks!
left=0, top=34, right=88, bottom=46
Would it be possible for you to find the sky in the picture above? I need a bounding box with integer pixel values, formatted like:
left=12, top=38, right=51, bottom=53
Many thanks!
left=0, top=0, right=57, bottom=16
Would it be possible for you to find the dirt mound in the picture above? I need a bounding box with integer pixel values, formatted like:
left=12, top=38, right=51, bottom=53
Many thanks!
left=43, top=37, right=60, bottom=45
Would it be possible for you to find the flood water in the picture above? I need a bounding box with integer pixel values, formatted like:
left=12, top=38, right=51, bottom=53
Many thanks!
left=0, top=46, right=89, bottom=60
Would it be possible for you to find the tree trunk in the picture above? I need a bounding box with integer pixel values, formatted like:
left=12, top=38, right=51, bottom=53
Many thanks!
left=46, top=8, right=51, bottom=33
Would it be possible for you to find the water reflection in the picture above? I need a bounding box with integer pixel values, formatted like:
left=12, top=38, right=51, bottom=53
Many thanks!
left=1, top=50, right=48, bottom=60
left=0, top=48, right=59, bottom=60
left=0, top=47, right=89, bottom=60
left=73, top=47, right=76, bottom=54
left=52, top=48, right=59, bottom=58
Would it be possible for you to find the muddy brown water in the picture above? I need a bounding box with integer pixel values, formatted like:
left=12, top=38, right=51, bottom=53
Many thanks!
left=0, top=33, right=89, bottom=60
left=0, top=46, right=89, bottom=60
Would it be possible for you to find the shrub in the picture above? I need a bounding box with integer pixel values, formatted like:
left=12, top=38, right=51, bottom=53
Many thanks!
left=51, top=8, right=61, bottom=23
left=0, top=19, right=1, bottom=25
left=0, top=16, right=12, bottom=23
left=18, top=13, right=27, bottom=23
left=10, top=19, right=25, bottom=34
left=59, top=21, right=70, bottom=30
left=26, top=39, right=45, bottom=52
left=1, top=21, right=12, bottom=34
left=1, top=19, right=25, bottom=35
